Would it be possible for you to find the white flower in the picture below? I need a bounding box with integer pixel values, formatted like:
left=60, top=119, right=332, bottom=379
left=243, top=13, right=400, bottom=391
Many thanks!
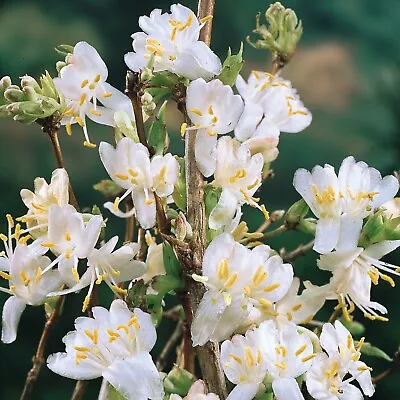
left=383, top=197, right=400, bottom=218
left=235, top=72, right=311, bottom=163
left=221, top=328, right=268, bottom=400
left=100, top=137, right=179, bottom=229
left=55, top=41, right=134, bottom=148
left=170, top=380, right=219, bottom=400
left=185, top=78, right=244, bottom=177
left=140, top=232, right=165, bottom=284
left=293, top=156, right=399, bottom=254
left=318, top=240, right=400, bottom=321
left=19, top=168, right=69, bottom=239
left=49, top=237, right=146, bottom=312
left=0, top=216, right=62, bottom=343
left=39, top=205, right=103, bottom=287
left=241, top=278, right=326, bottom=330
left=255, top=321, right=314, bottom=400
left=47, top=299, right=163, bottom=400
left=191, top=234, right=293, bottom=346
left=209, top=137, right=266, bottom=230
left=124, top=4, right=221, bottom=81
left=306, top=320, right=374, bottom=398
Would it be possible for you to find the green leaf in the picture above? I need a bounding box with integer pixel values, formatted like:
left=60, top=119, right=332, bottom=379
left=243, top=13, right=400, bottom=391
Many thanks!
left=216, top=43, right=244, bottom=86
left=108, top=384, right=125, bottom=400
left=204, top=186, right=222, bottom=218
left=148, top=101, right=168, bottom=155
left=152, top=275, right=183, bottom=296
left=126, top=279, right=148, bottom=310
left=163, top=243, right=182, bottom=277
left=340, top=318, right=365, bottom=337
left=163, top=367, right=194, bottom=396
left=93, top=179, right=123, bottom=198
left=360, top=342, right=393, bottom=362
left=146, top=87, right=172, bottom=104
left=55, top=44, right=74, bottom=56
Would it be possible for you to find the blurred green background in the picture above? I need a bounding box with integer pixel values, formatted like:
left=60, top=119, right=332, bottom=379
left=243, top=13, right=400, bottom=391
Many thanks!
left=1, top=0, right=400, bottom=398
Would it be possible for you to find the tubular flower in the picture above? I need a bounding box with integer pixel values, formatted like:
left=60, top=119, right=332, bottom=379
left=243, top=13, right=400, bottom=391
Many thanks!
left=19, top=168, right=69, bottom=239
left=140, top=232, right=166, bottom=284
left=99, top=137, right=179, bottom=229
left=124, top=4, right=221, bottom=81
left=55, top=41, right=134, bottom=148
left=307, top=320, right=374, bottom=398
left=47, top=300, right=163, bottom=400
left=185, top=78, right=244, bottom=177
left=255, top=321, right=315, bottom=400
left=293, top=156, right=399, bottom=254
left=209, top=137, right=265, bottom=230
left=191, top=234, right=293, bottom=346
left=317, top=240, right=400, bottom=321
left=240, top=277, right=326, bottom=330
left=221, top=329, right=268, bottom=400
left=235, top=71, right=311, bottom=164
left=170, top=380, right=219, bottom=400
left=49, top=237, right=146, bottom=312
left=0, top=215, right=62, bottom=343
left=39, top=205, right=103, bottom=287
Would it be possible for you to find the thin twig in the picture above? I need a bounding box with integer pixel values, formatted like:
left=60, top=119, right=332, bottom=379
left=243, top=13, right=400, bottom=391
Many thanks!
left=373, top=350, right=400, bottom=384
left=163, top=305, right=183, bottom=321
left=255, top=209, right=285, bottom=233
left=243, top=224, right=287, bottom=245
left=156, top=320, right=183, bottom=371
left=137, top=228, right=147, bottom=262
left=71, top=381, right=89, bottom=400
left=20, top=296, right=65, bottom=400
left=283, top=240, right=314, bottom=263
left=124, top=203, right=135, bottom=244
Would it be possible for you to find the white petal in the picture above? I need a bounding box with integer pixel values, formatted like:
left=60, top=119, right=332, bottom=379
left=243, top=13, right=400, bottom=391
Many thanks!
left=209, top=189, right=239, bottom=230
left=234, top=102, right=264, bottom=142
left=314, top=217, right=341, bottom=254
left=335, top=216, right=363, bottom=252
left=272, top=378, right=304, bottom=400
left=71, top=41, right=108, bottom=78
left=104, top=202, right=136, bottom=218
left=1, top=296, right=26, bottom=344
left=317, top=248, right=363, bottom=271
left=226, top=384, right=259, bottom=400
left=195, top=129, right=217, bottom=178
left=371, top=175, right=399, bottom=208
left=363, top=240, right=400, bottom=259
left=132, top=190, right=156, bottom=229
left=339, top=384, right=364, bottom=400
left=349, top=361, right=374, bottom=397
left=103, top=353, right=163, bottom=400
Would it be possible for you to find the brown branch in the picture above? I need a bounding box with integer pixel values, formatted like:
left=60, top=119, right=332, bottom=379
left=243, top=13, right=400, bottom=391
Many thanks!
left=283, top=240, right=314, bottom=263
left=137, top=227, right=147, bottom=262
left=373, top=350, right=400, bottom=384
left=71, top=381, right=89, bottom=400
left=20, top=296, right=65, bottom=400
left=124, top=203, right=135, bottom=244
left=156, top=320, right=183, bottom=371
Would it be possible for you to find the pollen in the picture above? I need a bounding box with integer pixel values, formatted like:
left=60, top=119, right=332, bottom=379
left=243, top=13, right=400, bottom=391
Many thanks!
left=75, top=117, right=85, bottom=127
left=229, top=353, right=242, bottom=364
left=252, top=266, right=267, bottom=287
left=95, top=275, right=103, bottom=285
left=208, top=105, right=214, bottom=115
left=41, top=241, right=55, bottom=248
left=82, top=295, right=90, bottom=312
left=260, top=205, right=269, bottom=220
left=6, top=214, right=14, bottom=228
left=84, top=328, right=99, bottom=344
left=102, top=92, right=113, bottom=98
left=79, top=93, right=87, bottom=106
left=112, top=285, right=127, bottom=295
left=311, top=184, right=335, bottom=205
left=274, top=361, right=286, bottom=370
left=295, top=344, right=307, bottom=356
left=72, top=268, right=80, bottom=283
left=81, top=79, right=89, bottom=88
left=94, top=74, right=101, bottom=83
left=113, top=197, right=120, bottom=211
left=247, top=179, right=259, bottom=191
left=64, top=232, right=71, bottom=241
left=252, top=71, right=261, bottom=80
left=145, top=198, right=155, bottom=205
left=34, top=267, right=42, bottom=284
left=66, top=122, right=72, bottom=136
left=115, top=173, right=129, bottom=180
left=128, top=316, right=140, bottom=330
left=0, top=271, right=12, bottom=280
left=275, top=345, right=287, bottom=357
left=346, top=334, right=353, bottom=350
left=217, top=259, right=229, bottom=280
left=83, top=141, right=97, bottom=148
left=224, top=272, right=238, bottom=288
left=210, top=116, right=218, bottom=124
left=0, top=234, right=7, bottom=242
left=128, top=168, right=138, bottom=177
left=180, top=122, right=187, bottom=136
left=189, top=108, right=203, bottom=116
left=243, top=285, right=251, bottom=296
left=244, top=347, right=255, bottom=368
left=90, top=109, right=102, bottom=117
left=380, top=273, right=395, bottom=287
left=75, top=353, right=88, bottom=365
left=263, top=282, right=280, bottom=292
left=291, top=304, right=302, bottom=312
left=259, top=298, right=272, bottom=307
left=199, top=15, right=213, bottom=24
left=301, top=353, right=316, bottom=363
left=19, top=271, right=30, bottom=286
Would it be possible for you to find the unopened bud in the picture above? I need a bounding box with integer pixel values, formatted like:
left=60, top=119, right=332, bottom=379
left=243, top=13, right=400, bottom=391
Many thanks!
left=141, top=91, right=153, bottom=105
left=22, top=85, right=39, bottom=101
left=56, top=61, right=67, bottom=74
left=173, top=211, right=192, bottom=241
left=163, top=367, right=194, bottom=396
left=4, top=87, right=24, bottom=102
left=20, top=75, right=42, bottom=93
left=285, top=199, right=309, bottom=227
left=269, top=209, right=285, bottom=222
left=113, top=110, right=139, bottom=142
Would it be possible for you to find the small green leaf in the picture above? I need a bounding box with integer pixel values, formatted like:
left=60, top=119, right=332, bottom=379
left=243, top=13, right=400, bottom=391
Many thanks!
left=126, top=279, right=148, bottom=310
left=163, top=367, right=194, bottom=396
left=146, top=87, right=172, bottom=104
left=360, top=342, right=393, bottom=362
left=340, top=318, right=365, bottom=337
left=172, top=157, right=186, bottom=211
left=204, top=186, right=222, bottom=218
left=152, top=275, right=183, bottom=296
left=216, top=43, right=244, bottom=86
left=55, top=44, right=74, bottom=56
left=162, top=243, right=182, bottom=277
left=108, top=384, right=125, bottom=400
left=93, top=179, right=123, bottom=198
left=148, top=101, right=168, bottom=155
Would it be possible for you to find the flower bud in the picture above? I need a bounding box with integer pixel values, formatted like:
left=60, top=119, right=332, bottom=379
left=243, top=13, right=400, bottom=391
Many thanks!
left=22, top=85, right=39, bottom=102
left=141, top=91, right=153, bottom=105
left=56, top=61, right=67, bottom=74
left=113, top=110, right=139, bottom=142
left=4, top=87, right=24, bottom=102
left=163, top=367, right=194, bottom=396
left=173, top=211, right=193, bottom=241
left=0, top=76, right=12, bottom=104
left=285, top=199, right=309, bottom=227
left=20, top=75, right=42, bottom=93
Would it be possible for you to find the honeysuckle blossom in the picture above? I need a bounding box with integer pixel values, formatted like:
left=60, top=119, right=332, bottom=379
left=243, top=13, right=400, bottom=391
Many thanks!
left=100, top=137, right=179, bottom=229
left=317, top=240, right=400, bottom=321
left=19, top=168, right=69, bottom=239
left=0, top=216, right=62, bottom=343
left=124, top=4, right=221, bottom=81
left=221, top=328, right=268, bottom=400
left=240, top=278, right=326, bottom=330
left=49, top=237, right=146, bottom=311
left=306, top=321, right=374, bottom=398
left=140, top=232, right=165, bottom=283
left=256, top=321, right=315, bottom=400
left=293, top=156, right=399, bottom=254
left=55, top=41, right=134, bottom=147
left=47, top=300, right=163, bottom=400
left=191, top=233, right=293, bottom=346
left=235, top=72, right=311, bottom=163
left=39, top=205, right=103, bottom=287
left=169, top=380, right=219, bottom=400
left=208, top=137, right=266, bottom=230
left=185, top=78, right=244, bottom=177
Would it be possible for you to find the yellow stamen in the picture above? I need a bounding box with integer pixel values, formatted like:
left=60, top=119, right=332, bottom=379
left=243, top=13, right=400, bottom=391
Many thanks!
left=252, top=265, right=267, bottom=287
left=263, top=282, right=280, bottom=292
left=81, top=79, right=89, bottom=88
left=112, top=285, right=127, bottom=295
left=381, top=273, right=395, bottom=287
left=356, top=337, right=365, bottom=351
left=180, top=122, right=187, bottom=136
left=75, top=353, right=88, bottom=365
left=65, top=249, right=72, bottom=260
left=94, top=74, right=101, bottom=83
left=189, top=108, right=203, bottom=116
left=115, top=173, right=129, bottom=180
left=34, top=267, right=42, bottom=284
left=72, top=268, right=80, bottom=283
left=292, top=304, right=302, bottom=312
left=170, top=27, right=177, bottom=41
left=260, top=204, right=270, bottom=220
left=217, top=259, right=229, bottom=280
left=252, top=70, right=260, bottom=80
left=113, top=197, right=120, bottom=211
left=199, top=15, right=213, bottom=24
left=102, top=92, right=113, bottom=98
left=20, top=271, right=30, bottom=286
left=211, top=116, right=218, bottom=124
left=64, top=232, right=71, bottom=241
left=275, top=362, right=286, bottom=369
left=79, top=93, right=87, bottom=106
left=90, top=109, right=102, bottom=117
left=128, top=316, right=140, bottom=330
left=275, top=345, right=287, bottom=357
left=95, top=274, right=103, bottom=285
left=83, top=141, right=97, bottom=148
left=301, top=353, right=316, bottom=363
left=0, top=271, right=12, bottom=280
left=82, top=295, right=90, bottom=312
left=41, top=242, right=55, bottom=248
left=243, top=285, right=251, bottom=296
left=6, top=214, right=14, bottom=228
left=208, top=105, right=214, bottom=115
left=247, top=179, right=259, bottom=191
left=259, top=298, right=272, bottom=307
left=357, top=365, right=372, bottom=372
left=295, top=344, right=307, bottom=356
left=224, top=273, right=238, bottom=288
left=347, top=334, right=353, bottom=350
left=117, top=325, right=129, bottom=334
left=74, top=346, right=90, bottom=352
left=244, top=347, right=255, bottom=368
left=229, top=353, right=242, bottom=364
left=0, top=234, right=7, bottom=242
left=145, top=198, right=155, bottom=205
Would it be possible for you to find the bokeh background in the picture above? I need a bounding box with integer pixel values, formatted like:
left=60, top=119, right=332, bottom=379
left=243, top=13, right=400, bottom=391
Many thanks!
left=1, top=0, right=400, bottom=398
